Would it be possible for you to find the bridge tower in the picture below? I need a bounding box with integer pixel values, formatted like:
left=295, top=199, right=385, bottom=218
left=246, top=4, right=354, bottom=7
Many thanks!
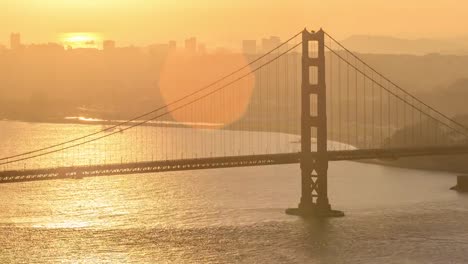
left=286, top=29, right=344, bottom=217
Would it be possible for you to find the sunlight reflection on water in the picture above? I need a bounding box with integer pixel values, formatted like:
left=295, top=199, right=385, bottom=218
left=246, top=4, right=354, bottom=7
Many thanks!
left=0, top=121, right=467, bottom=263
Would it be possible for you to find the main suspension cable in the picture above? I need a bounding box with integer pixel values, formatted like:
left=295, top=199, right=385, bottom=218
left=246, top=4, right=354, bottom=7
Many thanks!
left=324, top=31, right=468, bottom=133
left=0, top=42, right=302, bottom=166
left=325, top=44, right=468, bottom=138
left=0, top=31, right=303, bottom=162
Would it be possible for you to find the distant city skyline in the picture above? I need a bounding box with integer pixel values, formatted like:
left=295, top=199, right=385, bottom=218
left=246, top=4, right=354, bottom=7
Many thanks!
left=3, top=0, right=468, bottom=48
left=5, top=31, right=468, bottom=57
left=1, top=32, right=284, bottom=54
left=0, top=29, right=291, bottom=52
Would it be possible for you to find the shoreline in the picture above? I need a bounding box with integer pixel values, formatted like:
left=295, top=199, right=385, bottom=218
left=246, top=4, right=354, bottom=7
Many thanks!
left=1, top=117, right=467, bottom=174
left=0, top=116, right=223, bottom=129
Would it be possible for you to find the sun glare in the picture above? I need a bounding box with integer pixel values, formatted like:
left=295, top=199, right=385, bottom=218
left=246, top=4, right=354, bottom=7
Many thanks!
left=60, top=32, right=102, bottom=49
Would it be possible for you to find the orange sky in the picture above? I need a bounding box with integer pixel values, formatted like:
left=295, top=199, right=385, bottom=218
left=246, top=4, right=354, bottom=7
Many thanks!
left=2, top=0, right=468, bottom=47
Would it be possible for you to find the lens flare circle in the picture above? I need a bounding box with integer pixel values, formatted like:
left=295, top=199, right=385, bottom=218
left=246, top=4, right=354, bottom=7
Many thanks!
left=159, top=51, right=255, bottom=128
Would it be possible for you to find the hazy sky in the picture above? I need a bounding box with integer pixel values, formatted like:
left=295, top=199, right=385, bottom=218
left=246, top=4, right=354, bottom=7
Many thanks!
left=2, top=0, right=467, bottom=47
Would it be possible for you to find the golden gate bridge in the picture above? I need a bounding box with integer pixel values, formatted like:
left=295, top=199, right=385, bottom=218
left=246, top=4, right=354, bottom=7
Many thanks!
left=1, top=29, right=468, bottom=217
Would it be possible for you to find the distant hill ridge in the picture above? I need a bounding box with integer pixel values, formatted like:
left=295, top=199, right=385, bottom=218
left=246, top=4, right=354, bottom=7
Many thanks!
left=341, top=35, right=468, bottom=55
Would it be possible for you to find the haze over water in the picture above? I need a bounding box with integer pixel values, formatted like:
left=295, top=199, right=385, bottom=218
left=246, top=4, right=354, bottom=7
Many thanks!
left=1, top=121, right=468, bottom=263
left=3, top=1, right=468, bottom=263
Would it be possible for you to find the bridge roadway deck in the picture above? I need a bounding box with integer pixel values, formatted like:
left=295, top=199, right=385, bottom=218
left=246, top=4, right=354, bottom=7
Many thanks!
left=1, top=145, right=468, bottom=184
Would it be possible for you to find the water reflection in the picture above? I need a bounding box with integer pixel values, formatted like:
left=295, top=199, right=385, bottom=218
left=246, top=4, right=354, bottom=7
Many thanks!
left=0, top=121, right=467, bottom=263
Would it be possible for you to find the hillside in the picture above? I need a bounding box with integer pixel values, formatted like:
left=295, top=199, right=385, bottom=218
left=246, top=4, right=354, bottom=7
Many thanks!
left=342, top=35, right=468, bottom=55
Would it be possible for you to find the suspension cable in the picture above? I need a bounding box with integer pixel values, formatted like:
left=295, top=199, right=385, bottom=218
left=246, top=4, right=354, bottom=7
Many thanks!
left=0, top=31, right=303, bottom=162
left=324, top=31, right=468, bottom=133
left=324, top=44, right=468, bottom=138
left=0, top=42, right=302, bottom=166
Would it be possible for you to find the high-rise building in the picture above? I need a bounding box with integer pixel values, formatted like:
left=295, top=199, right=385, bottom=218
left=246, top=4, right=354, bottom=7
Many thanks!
left=148, top=43, right=169, bottom=55
left=242, top=40, right=256, bottom=54
left=198, top=43, right=206, bottom=54
left=261, top=38, right=270, bottom=53
left=269, top=36, right=281, bottom=48
left=10, top=33, right=21, bottom=50
left=28, top=43, right=64, bottom=53
left=168, top=40, right=177, bottom=51
left=262, top=36, right=281, bottom=53
left=103, top=40, right=116, bottom=51
left=185, top=37, right=197, bottom=53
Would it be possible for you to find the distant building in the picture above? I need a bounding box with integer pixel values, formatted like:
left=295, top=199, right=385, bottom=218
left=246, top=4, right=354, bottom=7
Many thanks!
left=27, top=43, right=64, bottom=53
left=198, top=43, right=206, bottom=54
left=262, top=36, right=281, bottom=53
left=214, top=47, right=230, bottom=54
left=103, top=40, right=116, bottom=51
left=10, top=33, right=21, bottom=50
left=185, top=37, right=197, bottom=53
left=242, top=40, right=256, bottom=54
left=270, top=36, right=281, bottom=47
left=148, top=43, right=169, bottom=55
left=168, top=40, right=176, bottom=51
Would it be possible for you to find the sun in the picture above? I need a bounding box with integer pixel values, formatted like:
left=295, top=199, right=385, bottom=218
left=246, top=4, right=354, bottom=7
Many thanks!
left=60, top=32, right=102, bottom=49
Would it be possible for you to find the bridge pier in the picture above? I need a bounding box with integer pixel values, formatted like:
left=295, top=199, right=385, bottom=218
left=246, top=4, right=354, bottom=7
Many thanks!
left=286, top=28, right=343, bottom=218
left=286, top=157, right=344, bottom=217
